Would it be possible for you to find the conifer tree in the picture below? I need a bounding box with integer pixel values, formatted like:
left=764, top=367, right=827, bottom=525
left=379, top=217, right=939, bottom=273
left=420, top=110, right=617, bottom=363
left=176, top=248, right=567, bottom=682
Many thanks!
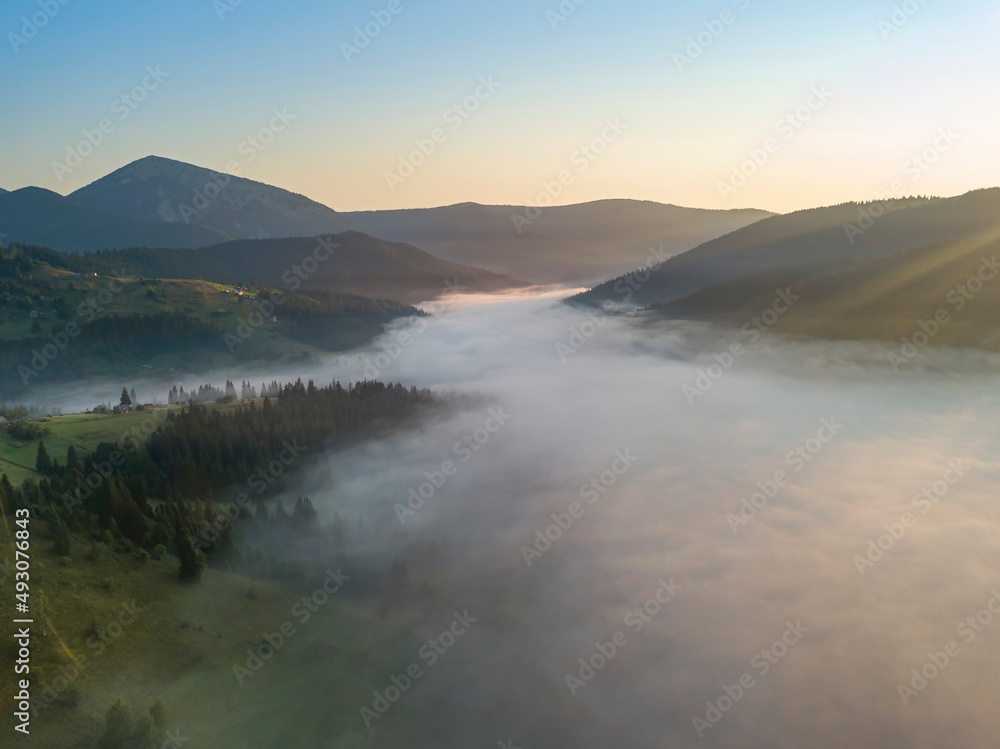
left=0, top=474, right=13, bottom=508
left=65, top=444, right=81, bottom=474
left=35, top=441, right=53, bottom=475
left=99, top=696, right=134, bottom=749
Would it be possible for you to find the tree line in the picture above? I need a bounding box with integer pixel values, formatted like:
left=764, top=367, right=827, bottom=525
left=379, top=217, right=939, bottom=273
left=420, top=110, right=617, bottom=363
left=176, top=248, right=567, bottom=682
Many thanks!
left=1, top=379, right=437, bottom=582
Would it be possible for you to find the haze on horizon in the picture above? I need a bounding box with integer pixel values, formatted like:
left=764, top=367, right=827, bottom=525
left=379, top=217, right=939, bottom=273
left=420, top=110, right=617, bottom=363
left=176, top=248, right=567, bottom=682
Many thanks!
left=2, top=0, right=999, bottom=214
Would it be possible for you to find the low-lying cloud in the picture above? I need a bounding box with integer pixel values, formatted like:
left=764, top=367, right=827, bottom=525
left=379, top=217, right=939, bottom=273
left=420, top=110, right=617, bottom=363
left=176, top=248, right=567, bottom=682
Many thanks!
left=24, top=288, right=1000, bottom=748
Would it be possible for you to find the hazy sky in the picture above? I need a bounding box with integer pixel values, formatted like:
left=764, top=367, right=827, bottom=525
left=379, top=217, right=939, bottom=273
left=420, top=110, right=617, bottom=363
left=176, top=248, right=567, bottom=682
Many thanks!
left=2, top=0, right=998, bottom=213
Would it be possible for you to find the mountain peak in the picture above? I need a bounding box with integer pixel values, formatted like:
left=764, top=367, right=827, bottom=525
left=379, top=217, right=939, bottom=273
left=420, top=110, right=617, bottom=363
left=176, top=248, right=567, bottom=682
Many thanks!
left=69, top=155, right=340, bottom=240
left=95, top=154, right=234, bottom=183
left=5, top=186, right=69, bottom=202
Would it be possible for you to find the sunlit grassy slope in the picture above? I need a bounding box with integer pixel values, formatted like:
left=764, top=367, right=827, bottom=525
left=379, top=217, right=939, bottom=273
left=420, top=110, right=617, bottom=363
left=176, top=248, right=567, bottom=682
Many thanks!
left=654, top=230, right=1000, bottom=350
left=577, top=188, right=1000, bottom=309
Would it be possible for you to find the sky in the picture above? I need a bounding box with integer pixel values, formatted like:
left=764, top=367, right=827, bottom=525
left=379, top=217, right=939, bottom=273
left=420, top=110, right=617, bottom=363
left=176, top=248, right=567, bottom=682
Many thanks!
left=1, top=0, right=998, bottom=213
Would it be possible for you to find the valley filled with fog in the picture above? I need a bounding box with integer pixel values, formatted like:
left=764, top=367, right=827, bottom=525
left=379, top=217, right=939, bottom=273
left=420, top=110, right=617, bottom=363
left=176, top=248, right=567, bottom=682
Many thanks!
left=7, top=2, right=999, bottom=746
left=121, top=289, right=1000, bottom=748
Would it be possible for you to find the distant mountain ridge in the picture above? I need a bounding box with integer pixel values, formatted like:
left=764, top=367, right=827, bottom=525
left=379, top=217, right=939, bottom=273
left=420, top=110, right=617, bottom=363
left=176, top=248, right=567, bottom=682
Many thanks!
left=0, top=186, right=231, bottom=253
left=64, top=156, right=774, bottom=284
left=331, top=199, right=773, bottom=285
left=47, top=232, right=523, bottom=304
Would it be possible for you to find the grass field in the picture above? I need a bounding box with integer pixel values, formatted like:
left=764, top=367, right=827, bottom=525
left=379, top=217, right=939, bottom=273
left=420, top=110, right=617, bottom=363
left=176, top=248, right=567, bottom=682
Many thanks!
left=0, top=525, right=421, bottom=748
